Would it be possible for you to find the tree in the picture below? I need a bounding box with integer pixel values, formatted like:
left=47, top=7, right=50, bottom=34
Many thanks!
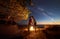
left=0, top=0, right=32, bottom=22
left=0, top=0, right=33, bottom=35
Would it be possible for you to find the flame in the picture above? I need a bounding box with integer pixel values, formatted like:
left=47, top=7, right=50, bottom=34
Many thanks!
left=30, top=26, right=35, bottom=31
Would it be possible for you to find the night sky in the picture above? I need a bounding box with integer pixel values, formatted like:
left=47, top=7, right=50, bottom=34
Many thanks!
left=18, top=0, right=60, bottom=25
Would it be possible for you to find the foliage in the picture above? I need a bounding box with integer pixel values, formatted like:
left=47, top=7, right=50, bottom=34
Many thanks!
left=0, top=0, right=31, bottom=22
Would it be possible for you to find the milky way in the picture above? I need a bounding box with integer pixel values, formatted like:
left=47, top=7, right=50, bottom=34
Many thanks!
left=18, top=0, right=60, bottom=24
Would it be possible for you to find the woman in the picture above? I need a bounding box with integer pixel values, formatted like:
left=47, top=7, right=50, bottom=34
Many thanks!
left=28, top=16, right=36, bottom=32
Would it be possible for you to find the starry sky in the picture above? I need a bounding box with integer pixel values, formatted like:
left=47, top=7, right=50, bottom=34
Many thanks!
left=18, top=0, right=60, bottom=25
